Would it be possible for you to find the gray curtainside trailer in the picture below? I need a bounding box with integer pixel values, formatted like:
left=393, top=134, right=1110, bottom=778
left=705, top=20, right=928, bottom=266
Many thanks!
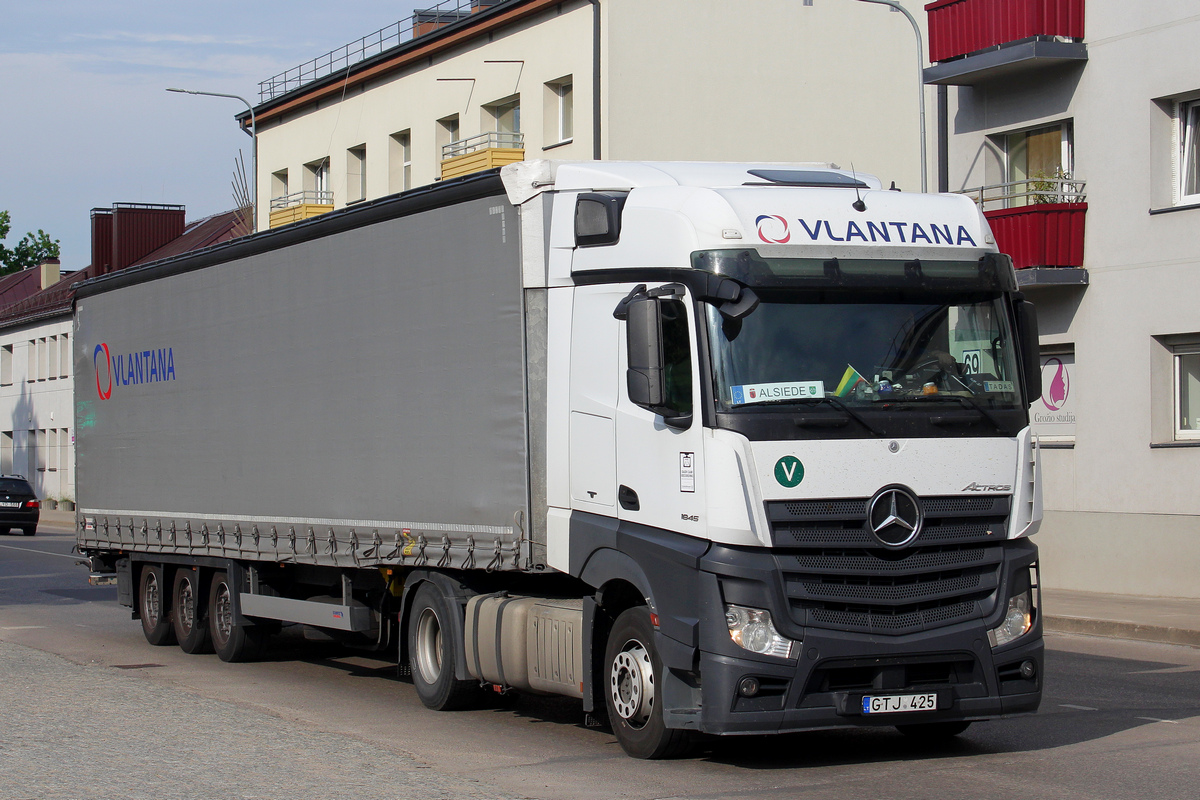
left=78, top=162, right=1045, bottom=759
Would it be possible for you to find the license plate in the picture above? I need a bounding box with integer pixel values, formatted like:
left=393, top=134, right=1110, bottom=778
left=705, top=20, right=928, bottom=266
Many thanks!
left=862, top=693, right=938, bottom=714
left=0, top=502, right=20, bottom=508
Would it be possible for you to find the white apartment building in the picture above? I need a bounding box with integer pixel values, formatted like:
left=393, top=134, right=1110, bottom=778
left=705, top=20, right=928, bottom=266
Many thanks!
left=927, top=0, right=1200, bottom=597
left=243, top=0, right=936, bottom=231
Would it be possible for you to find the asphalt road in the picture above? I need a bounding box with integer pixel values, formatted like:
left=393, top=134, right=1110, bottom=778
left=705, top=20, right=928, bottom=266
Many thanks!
left=2, top=521, right=1198, bottom=800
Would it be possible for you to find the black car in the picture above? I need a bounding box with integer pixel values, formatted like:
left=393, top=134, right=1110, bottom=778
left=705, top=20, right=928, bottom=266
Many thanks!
left=0, top=476, right=40, bottom=536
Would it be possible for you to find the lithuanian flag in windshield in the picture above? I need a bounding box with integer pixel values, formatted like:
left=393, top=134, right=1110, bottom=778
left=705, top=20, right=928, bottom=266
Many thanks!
left=835, top=365, right=867, bottom=397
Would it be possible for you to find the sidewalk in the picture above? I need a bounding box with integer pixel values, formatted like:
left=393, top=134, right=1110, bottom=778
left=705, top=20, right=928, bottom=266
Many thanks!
left=1042, top=588, right=1200, bottom=648
left=41, top=508, right=1199, bottom=648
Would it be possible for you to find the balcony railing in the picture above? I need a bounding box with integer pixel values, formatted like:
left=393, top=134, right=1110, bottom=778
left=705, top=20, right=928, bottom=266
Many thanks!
left=270, top=190, right=334, bottom=210
left=441, top=131, right=524, bottom=160
left=959, top=179, right=1087, bottom=270
left=259, top=0, right=511, bottom=102
left=926, top=0, right=1085, bottom=63
left=957, top=176, right=1086, bottom=210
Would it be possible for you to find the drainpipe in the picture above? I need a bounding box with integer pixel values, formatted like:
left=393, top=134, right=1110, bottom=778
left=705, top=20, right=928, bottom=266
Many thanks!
left=590, top=0, right=601, bottom=160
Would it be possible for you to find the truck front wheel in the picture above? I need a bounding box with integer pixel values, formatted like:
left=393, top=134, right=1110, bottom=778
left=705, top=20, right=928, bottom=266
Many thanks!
left=208, top=571, right=267, bottom=663
left=407, top=582, right=481, bottom=711
left=138, top=565, right=176, bottom=646
left=603, top=607, right=691, bottom=759
left=171, top=568, right=212, bottom=654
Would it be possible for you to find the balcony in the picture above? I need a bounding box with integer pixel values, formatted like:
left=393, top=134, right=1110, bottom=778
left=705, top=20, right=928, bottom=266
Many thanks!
left=440, top=131, right=525, bottom=181
left=269, top=190, right=335, bottom=229
left=959, top=178, right=1088, bottom=287
left=923, top=0, right=1087, bottom=86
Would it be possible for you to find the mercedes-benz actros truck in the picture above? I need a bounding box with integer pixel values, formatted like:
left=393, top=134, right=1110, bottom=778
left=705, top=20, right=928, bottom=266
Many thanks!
left=76, top=160, right=1044, bottom=758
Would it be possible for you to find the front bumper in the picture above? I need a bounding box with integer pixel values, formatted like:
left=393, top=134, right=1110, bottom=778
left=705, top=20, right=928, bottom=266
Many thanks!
left=694, top=619, right=1041, bottom=735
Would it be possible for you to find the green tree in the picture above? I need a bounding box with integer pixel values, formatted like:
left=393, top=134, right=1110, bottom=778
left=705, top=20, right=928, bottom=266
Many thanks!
left=0, top=210, right=61, bottom=275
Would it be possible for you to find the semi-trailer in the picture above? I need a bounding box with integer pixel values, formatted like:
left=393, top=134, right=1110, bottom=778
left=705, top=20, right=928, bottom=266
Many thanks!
left=76, top=160, right=1044, bottom=758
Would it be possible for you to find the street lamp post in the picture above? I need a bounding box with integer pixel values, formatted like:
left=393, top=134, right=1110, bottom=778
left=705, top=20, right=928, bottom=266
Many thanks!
left=167, top=88, right=258, bottom=231
left=854, top=0, right=928, bottom=193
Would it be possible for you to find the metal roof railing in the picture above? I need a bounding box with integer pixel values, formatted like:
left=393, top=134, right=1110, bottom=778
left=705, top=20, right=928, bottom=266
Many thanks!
left=259, top=0, right=512, bottom=103
left=441, top=131, right=524, bottom=159
left=956, top=177, right=1086, bottom=208
left=270, top=190, right=335, bottom=210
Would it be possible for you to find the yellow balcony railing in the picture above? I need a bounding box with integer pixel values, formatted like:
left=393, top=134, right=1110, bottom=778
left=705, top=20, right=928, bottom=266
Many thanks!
left=440, top=132, right=524, bottom=181
left=269, top=190, right=334, bottom=229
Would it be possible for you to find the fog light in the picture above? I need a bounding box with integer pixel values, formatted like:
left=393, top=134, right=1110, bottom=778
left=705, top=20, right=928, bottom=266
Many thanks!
left=725, top=604, right=796, bottom=659
left=738, top=677, right=761, bottom=697
left=1020, top=660, right=1037, bottom=679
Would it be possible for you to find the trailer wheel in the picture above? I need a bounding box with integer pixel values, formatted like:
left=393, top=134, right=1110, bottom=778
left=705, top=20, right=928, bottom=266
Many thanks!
left=208, top=571, right=267, bottom=663
left=407, top=582, right=481, bottom=711
left=896, top=721, right=972, bottom=739
left=138, top=565, right=176, bottom=646
left=603, top=607, right=692, bottom=759
left=171, top=568, right=212, bottom=654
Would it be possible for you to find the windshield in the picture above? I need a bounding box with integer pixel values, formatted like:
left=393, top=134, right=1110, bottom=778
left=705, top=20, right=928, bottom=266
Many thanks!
left=706, top=291, right=1023, bottom=413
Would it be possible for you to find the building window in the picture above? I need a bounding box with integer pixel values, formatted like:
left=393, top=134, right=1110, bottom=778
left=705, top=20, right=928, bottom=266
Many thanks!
left=1179, top=100, right=1200, bottom=204
left=995, top=122, right=1074, bottom=206
left=487, top=96, right=521, bottom=135
left=544, top=78, right=573, bottom=146
left=271, top=169, right=289, bottom=201
left=35, top=429, right=45, bottom=472
left=1, top=345, right=11, bottom=386
left=59, top=334, right=69, bottom=378
left=389, top=130, right=412, bottom=192
left=47, top=429, right=57, bottom=472
left=436, top=115, right=460, bottom=162
left=347, top=145, right=367, bottom=204
left=26, top=340, right=35, bottom=382
left=1, top=431, right=11, bottom=475
left=1174, top=345, right=1200, bottom=440
left=47, top=335, right=58, bottom=380
left=304, top=158, right=331, bottom=203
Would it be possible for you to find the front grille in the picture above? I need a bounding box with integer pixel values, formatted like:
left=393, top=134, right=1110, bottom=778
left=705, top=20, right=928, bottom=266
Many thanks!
left=767, top=495, right=1008, bottom=635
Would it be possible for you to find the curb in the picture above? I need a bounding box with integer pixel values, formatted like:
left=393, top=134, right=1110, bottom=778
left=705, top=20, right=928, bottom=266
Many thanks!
left=1045, top=615, right=1200, bottom=648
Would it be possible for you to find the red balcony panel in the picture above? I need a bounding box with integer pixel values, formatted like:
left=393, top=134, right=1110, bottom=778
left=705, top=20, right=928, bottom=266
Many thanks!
left=926, top=0, right=1085, bottom=63
left=984, top=203, right=1086, bottom=270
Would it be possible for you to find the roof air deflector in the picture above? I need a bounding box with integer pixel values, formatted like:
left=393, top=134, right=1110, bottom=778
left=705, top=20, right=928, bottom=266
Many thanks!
left=745, top=169, right=868, bottom=188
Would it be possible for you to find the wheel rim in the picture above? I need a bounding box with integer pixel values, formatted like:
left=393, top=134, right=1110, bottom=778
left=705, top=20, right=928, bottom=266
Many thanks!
left=177, top=577, right=195, bottom=636
left=143, top=573, right=161, bottom=628
left=413, top=606, right=443, bottom=685
left=213, top=582, right=233, bottom=645
left=610, top=638, right=654, bottom=728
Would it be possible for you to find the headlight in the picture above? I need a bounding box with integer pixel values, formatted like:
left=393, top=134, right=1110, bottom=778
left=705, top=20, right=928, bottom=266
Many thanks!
left=725, top=604, right=796, bottom=659
left=988, top=565, right=1037, bottom=648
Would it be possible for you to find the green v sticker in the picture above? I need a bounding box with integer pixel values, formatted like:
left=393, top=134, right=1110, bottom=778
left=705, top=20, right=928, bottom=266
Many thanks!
left=774, top=456, right=804, bottom=488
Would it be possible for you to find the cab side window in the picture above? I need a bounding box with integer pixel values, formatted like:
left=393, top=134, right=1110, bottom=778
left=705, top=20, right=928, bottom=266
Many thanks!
left=660, top=299, right=693, bottom=415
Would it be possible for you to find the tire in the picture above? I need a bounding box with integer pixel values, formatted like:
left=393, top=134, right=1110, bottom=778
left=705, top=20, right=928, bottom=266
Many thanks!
left=603, top=607, right=692, bottom=759
left=208, top=571, right=267, bottom=663
left=407, top=582, right=481, bottom=711
left=896, top=721, right=972, bottom=739
left=21, top=526, right=35, bottom=536
left=138, top=565, right=176, bottom=646
left=171, top=568, right=212, bottom=654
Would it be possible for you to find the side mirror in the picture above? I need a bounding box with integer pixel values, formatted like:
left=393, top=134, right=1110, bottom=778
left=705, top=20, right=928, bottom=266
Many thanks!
left=626, top=297, right=665, bottom=409
left=1015, top=299, right=1041, bottom=405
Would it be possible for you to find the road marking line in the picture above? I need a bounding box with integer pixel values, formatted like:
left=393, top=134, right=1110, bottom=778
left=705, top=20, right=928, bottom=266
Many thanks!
left=1128, top=666, right=1200, bottom=675
left=1059, top=704, right=1099, bottom=711
left=0, top=543, right=84, bottom=561
left=0, top=626, right=47, bottom=630
left=0, top=573, right=70, bottom=581
left=1137, top=717, right=1180, bottom=724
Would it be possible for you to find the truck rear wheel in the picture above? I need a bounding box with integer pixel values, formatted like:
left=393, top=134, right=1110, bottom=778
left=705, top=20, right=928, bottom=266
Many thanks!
left=407, top=582, right=481, bottom=711
left=208, top=571, right=267, bottom=663
left=603, top=607, right=692, bottom=759
left=138, top=565, right=176, bottom=646
left=171, top=568, right=212, bottom=654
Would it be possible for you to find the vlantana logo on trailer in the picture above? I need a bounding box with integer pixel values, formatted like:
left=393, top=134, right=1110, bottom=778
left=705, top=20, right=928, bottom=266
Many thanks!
left=93, top=342, right=177, bottom=400
left=756, top=214, right=978, bottom=246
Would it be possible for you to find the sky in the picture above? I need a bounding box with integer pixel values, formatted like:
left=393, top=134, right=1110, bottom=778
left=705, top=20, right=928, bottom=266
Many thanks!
left=0, top=0, right=426, bottom=269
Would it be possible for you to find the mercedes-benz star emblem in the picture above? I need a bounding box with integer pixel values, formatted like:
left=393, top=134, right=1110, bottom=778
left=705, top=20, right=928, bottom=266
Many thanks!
left=867, top=486, right=923, bottom=548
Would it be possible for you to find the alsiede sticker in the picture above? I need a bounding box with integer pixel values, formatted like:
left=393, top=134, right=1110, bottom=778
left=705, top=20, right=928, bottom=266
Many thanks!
left=731, top=381, right=824, bottom=406
left=983, top=381, right=1015, bottom=393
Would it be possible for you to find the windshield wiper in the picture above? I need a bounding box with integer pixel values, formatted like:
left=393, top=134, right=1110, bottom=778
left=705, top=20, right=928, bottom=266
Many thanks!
left=798, top=396, right=883, bottom=436
left=908, top=393, right=1007, bottom=432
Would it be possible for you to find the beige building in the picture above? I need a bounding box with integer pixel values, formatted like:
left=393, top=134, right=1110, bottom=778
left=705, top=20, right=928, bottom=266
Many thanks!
left=242, top=0, right=935, bottom=231
left=927, top=0, right=1200, bottom=598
